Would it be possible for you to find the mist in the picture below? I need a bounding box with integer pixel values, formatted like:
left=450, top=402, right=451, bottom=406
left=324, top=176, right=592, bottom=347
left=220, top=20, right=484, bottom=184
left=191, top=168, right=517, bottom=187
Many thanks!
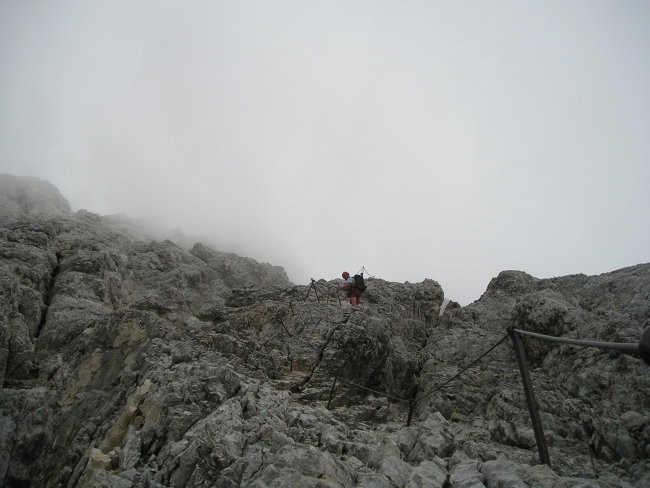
left=1, top=1, right=649, bottom=304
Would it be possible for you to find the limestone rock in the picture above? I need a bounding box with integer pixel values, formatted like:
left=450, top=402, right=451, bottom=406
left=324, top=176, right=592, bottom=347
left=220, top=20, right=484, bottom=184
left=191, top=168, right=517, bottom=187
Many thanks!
left=0, top=177, right=648, bottom=487
left=405, top=459, right=447, bottom=487
left=0, top=174, right=70, bottom=218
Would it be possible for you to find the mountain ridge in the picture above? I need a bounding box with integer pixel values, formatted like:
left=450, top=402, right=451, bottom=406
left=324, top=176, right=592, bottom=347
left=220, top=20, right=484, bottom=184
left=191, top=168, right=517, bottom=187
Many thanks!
left=1, top=174, right=648, bottom=487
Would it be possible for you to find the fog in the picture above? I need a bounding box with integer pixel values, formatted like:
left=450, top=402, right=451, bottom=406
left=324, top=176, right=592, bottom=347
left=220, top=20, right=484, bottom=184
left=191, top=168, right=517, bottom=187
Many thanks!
left=1, top=1, right=649, bottom=304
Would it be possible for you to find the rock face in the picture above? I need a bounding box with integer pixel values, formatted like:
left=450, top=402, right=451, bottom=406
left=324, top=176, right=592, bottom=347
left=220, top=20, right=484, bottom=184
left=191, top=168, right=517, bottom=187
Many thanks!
left=1, top=175, right=648, bottom=488
left=0, top=174, right=70, bottom=218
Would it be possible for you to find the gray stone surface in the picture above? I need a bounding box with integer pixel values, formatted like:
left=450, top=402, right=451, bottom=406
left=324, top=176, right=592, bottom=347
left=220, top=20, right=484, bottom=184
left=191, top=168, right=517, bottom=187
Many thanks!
left=0, top=175, right=648, bottom=487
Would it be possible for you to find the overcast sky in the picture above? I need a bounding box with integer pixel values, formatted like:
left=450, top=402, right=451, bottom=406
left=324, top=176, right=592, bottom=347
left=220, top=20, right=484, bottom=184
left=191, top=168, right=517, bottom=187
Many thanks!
left=1, top=1, right=649, bottom=304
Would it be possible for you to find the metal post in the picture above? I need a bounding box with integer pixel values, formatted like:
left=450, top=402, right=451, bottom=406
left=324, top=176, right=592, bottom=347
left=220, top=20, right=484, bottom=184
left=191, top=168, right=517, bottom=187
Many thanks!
left=508, top=327, right=551, bottom=466
left=322, top=282, right=330, bottom=304
left=640, top=328, right=650, bottom=365
left=406, top=400, right=415, bottom=427
left=303, top=282, right=313, bottom=302
left=327, top=376, right=338, bottom=409
left=279, top=319, right=293, bottom=337
left=311, top=279, right=321, bottom=302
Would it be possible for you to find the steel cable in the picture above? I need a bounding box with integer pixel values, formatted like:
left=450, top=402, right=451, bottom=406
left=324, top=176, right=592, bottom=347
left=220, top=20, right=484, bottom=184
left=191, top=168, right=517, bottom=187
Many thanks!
left=416, top=333, right=509, bottom=404
left=511, top=328, right=639, bottom=355
left=334, top=375, right=409, bottom=403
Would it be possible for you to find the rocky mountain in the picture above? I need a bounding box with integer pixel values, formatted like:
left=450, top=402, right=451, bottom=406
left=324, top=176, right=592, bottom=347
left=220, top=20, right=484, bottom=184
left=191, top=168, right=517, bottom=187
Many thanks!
left=1, top=174, right=648, bottom=488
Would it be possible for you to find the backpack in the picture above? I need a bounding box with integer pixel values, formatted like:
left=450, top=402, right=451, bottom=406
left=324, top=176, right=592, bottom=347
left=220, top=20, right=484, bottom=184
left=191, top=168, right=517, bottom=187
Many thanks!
left=353, top=273, right=366, bottom=292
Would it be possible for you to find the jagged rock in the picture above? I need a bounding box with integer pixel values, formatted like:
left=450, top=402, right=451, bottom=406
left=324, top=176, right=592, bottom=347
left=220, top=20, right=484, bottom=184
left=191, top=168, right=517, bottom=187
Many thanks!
left=480, top=458, right=526, bottom=487
left=405, top=459, right=447, bottom=487
left=449, top=459, right=485, bottom=487
left=0, top=176, right=649, bottom=487
left=621, top=411, right=647, bottom=432
left=418, top=259, right=650, bottom=481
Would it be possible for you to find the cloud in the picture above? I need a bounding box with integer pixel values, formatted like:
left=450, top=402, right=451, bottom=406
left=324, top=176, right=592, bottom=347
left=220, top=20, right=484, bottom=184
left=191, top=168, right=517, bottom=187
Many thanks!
left=1, top=1, right=649, bottom=304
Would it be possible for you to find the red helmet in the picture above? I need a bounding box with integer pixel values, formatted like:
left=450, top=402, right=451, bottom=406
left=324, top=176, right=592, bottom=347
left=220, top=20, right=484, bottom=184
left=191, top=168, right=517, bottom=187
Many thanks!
left=342, top=271, right=350, bottom=278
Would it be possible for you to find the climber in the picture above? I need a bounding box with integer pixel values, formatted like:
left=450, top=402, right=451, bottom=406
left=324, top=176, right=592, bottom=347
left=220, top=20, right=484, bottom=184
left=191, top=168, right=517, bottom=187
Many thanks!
left=336, top=271, right=361, bottom=306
